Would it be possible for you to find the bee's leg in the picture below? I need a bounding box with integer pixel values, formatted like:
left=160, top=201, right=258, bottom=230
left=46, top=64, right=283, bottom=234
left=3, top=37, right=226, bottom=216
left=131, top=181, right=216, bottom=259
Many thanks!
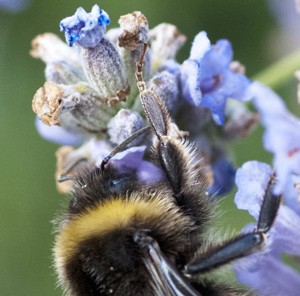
left=183, top=178, right=281, bottom=275
left=139, top=85, right=211, bottom=215
left=136, top=43, right=211, bottom=225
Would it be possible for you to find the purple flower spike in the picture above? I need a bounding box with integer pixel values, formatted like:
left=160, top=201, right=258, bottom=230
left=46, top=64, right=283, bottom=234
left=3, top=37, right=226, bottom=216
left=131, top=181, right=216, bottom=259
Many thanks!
left=60, top=5, right=110, bottom=48
left=248, top=82, right=300, bottom=194
left=234, top=160, right=300, bottom=295
left=181, top=31, right=251, bottom=125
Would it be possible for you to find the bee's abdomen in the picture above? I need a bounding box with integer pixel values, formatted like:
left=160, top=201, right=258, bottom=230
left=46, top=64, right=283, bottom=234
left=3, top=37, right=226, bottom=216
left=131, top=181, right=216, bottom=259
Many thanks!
left=54, top=194, right=194, bottom=295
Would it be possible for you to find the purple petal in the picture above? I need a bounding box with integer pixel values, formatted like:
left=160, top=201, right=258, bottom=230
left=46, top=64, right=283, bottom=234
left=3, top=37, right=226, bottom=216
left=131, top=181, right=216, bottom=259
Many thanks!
left=110, top=146, right=162, bottom=184
left=35, top=117, right=84, bottom=146
left=60, top=5, right=110, bottom=48
left=263, top=118, right=300, bottom=193
left=181, top=32, right=251, bottom=124
left=248, top=81, right=287, bottom=120
left=236, top=254, right=300, bottom=296
left=234, top=161, right=273, bottom=219
left=180, top=59, right=202, bottom=106
left=201, top=93, right=227, bottom=125
left=283, top=176, right=300, bottom=216
left=110, top=146, right=146, bottom=171
left=200, top=39, right=233, bottom=81
left=249, top=82, right=300, bottom=194
left=273, top=205, right=300, bottom=256
left=189, top=31, right=211, bottom=60
left=137, top=161, right=163, bottom=184
left=219, top=70, right=252, bottom=101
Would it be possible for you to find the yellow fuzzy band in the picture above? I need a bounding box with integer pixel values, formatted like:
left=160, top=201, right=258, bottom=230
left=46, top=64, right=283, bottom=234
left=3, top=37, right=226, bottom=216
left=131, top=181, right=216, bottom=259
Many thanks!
left=54, top=197, right=165, bottom=262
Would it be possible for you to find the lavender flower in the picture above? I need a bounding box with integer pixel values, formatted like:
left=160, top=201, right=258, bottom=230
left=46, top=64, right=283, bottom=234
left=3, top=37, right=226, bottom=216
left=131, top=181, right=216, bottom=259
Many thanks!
left=234, top=160, right=300, bottom=296
left=249, top=81, right=300, bottom=194
left=31, top=5, right=256, bottom=200
left=181, top=31, right=252, bottom=125
left=60, top=5, right=129, bottom=107
left=60, top=5, right=110, bottom=48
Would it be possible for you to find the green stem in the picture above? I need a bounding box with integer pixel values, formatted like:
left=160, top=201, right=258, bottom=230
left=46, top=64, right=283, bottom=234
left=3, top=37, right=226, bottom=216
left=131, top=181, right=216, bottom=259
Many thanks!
left=252, top=49, right=300, bottom=88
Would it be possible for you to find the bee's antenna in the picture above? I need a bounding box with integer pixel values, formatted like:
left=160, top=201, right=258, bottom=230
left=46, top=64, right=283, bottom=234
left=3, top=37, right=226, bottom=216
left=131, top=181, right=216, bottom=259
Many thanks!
left=100, top=125, right=151, bottom=171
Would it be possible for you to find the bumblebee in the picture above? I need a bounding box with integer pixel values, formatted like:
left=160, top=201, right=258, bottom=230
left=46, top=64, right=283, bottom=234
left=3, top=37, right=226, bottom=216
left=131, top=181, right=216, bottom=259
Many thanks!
left=54, top=44, right=281, bottom=296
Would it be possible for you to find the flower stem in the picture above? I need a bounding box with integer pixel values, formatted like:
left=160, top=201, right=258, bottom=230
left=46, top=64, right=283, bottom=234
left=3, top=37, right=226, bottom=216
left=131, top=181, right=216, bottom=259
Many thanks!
left=253, top=49, right=300, bottom=88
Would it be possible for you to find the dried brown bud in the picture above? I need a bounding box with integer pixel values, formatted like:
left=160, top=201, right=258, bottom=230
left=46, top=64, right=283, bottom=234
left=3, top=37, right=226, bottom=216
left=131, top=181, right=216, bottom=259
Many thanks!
left=224, top=101, right=258, bottom=139
left=230, top=61, right=246, bottom=74
left=118, top=11, right=148, bottom=50
left=32, top=81, right=64, bottom=126
left=32, top=81, right=114, bottom=134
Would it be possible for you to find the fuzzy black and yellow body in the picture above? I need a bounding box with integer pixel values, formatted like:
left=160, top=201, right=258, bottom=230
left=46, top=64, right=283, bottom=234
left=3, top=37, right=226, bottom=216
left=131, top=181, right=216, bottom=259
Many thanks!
left=54, top=130, right=212, bottom=295
left=55, top=187, right=196, bottom=295
left=53, top=44, right=280, bottom=296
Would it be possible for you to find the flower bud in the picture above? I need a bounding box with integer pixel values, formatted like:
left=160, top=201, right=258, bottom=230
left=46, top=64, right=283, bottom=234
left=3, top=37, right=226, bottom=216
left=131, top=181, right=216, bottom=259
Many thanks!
left=45, top=60, right=86, bottom=85
left=108, top=109, right=146, bottom=146
left=60, top=5, right=129, bottom=106
left=148, top=70, right=180, bottom=113
left=30, top=33, right=80, bottom=66
left=80, top=38, right=129, bottom=106
left=149, top=23, right=186, bottom=73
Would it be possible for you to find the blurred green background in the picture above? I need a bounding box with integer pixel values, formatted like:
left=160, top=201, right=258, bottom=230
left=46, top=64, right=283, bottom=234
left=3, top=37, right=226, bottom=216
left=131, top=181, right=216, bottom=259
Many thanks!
left=1, top=0, right=299, bottom=295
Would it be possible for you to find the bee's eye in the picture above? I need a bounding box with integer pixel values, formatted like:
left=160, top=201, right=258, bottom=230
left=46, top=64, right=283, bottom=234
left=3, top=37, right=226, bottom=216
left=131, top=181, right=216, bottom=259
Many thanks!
left=107, top=176, right=131, bottom=193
